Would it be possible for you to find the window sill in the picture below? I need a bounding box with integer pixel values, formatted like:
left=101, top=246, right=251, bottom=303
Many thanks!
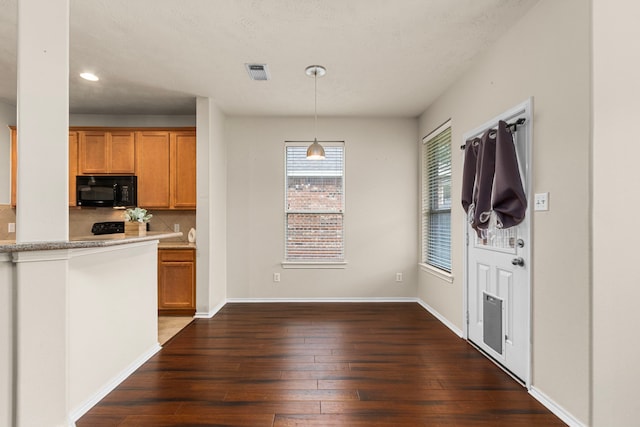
left=419, top=263, right=454, bottom=283
left=282, top=261, right=348, bottom=269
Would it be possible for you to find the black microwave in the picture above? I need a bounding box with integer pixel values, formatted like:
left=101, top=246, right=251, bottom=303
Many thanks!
left=76, top=176, right=137, bottom=207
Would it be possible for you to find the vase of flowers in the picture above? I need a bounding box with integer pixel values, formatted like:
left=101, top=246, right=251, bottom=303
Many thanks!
left=123, top=207, right=152, bottom=236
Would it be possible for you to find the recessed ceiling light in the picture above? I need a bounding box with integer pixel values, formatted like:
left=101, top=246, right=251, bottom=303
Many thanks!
left=80, top=72, right=99, bottom=81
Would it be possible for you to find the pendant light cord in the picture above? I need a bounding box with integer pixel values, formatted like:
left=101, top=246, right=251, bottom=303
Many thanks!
left=314, top=68, right=318, bottom=142
left=304, top=65, right=326, bottom=159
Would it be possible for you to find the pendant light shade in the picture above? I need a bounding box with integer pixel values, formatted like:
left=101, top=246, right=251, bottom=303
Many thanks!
left=306, top=138, right=325, bottom=159
left=305, top=65, right=326, bottom=160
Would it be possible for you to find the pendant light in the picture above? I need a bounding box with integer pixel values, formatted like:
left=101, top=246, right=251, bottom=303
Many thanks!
left=305, top=65, right=326, bottom=160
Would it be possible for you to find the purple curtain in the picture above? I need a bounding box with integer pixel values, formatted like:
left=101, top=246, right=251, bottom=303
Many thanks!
left=461, top=120, right=526, bottom=235
left=492, top=120, right=527, bottom=228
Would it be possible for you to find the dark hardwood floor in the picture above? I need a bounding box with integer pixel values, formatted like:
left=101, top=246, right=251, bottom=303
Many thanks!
left=77, top=302, right=564, bottom=426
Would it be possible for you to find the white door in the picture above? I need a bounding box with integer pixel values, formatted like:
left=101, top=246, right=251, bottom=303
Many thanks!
left=467, top=220, right=529, bottom=381
left=465, top=102, right=531, bottom=384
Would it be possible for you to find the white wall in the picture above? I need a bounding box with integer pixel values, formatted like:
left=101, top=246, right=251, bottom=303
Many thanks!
left=592, top=1, right=640, bottom=425
left=16, top=0, right=69, bottom=243
left=417, top=0, right=590, bottom=424
left=196, top=97, right=227, bottom=315
left=0, top=101, right=16, bottom=205
left=0, top=254, right=12, bottom=427
left=207, top=105, right=227, bottom=310
left=225, top=116, right=418, bottom=299
left=2, top=240, right=160, bottom=425
left=68, top=242, right=159, bottom=420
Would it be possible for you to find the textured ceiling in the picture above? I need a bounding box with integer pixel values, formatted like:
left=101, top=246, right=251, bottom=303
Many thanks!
left=0, top=0, right=539, bottom=117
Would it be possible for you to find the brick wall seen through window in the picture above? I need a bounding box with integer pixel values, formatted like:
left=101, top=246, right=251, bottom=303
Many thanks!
left=285, top=144, right=345, bottom=261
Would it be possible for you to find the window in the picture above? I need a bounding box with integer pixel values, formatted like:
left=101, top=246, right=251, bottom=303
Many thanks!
left=422, top=122, right=452, bottom=272
left=285, top=143, right=345, bottom=262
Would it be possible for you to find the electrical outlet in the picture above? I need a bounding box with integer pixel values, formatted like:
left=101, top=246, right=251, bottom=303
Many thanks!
left=273, top=273, right=281, bottom=282
left=174, top=223, right=180, bottom=232
left=8, top=223, right=15, bottom=233
left=396, top=272, right=403, bottom=282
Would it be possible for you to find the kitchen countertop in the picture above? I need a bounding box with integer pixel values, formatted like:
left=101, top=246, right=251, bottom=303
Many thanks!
left=0, top=231, right=183, bottom=254
left=158, top=241, right=196, bottom=249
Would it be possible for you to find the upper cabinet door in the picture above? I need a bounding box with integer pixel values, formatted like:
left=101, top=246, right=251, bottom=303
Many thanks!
left=10, top=128, right=17, bottom=207
left=78, top=130, right=135, bottom=174
left=171, top=131, right=196, bottom=209
left=109, top=131, right=136, bottom=173
left=79, top=131, right=109, bottom=174
left=136, top=130, right=196, bottom=210
left=136, top=131, right=171, bottom=208
left=68, top=131, right=78, bottom=206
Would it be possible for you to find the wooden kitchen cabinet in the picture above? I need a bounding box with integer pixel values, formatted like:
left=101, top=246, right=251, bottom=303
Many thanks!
left=158, top=248, right=196, bottom=316
left=68, top=131, right=79, bottom=206
left=10, top=128, right=79, bottom=207
left=11, top=126, right=194, bottom=208
left=78, top=130, right=135, bottom=174
left=10, top=128, right=16, bottom=207
left=136, top=130, right=196, bottom=209
left=136, top=131, right=171, bottom=208
left=172, top=131, right=197, bottom=208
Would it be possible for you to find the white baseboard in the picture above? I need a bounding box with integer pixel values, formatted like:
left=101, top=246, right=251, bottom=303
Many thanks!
left=194, top=300, right=226, bottom=318
left=529, top=387, right=587, bottom=427
left=195, top=297, right=419, bottom=318
left=225, top=297, right=418, bottom=303
left=69, top=343, right=162, bottom=424
left=415, top=298, right=464, bottom=337
left=209, top=298, right=465, bottom=327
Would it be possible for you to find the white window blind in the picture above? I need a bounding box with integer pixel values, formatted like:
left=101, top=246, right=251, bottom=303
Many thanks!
left=285, top=144, right=344, bottom=261
left=422, top=124, right=452, bottom=272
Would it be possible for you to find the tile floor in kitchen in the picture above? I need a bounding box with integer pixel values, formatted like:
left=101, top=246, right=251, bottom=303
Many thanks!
left=158, top=316, right=194, bottom=345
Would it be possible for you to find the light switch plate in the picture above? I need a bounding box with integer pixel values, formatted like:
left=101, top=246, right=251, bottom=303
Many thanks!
left=534, top=192, right=549, bottom=211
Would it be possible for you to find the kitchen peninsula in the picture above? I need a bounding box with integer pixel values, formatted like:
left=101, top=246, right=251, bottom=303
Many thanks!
left=0, top=230, right=181, bottom=252
left=0, top=231, right=181, bottom=425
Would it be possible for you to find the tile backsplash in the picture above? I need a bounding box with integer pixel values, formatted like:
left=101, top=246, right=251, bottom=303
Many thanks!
left=0, top=205, right=195, bottom=243
left=142, top=210, right=196, bottom=243
left=0, top=204, right=16, bottom=240
left=69, top=208, right=195, bottom=242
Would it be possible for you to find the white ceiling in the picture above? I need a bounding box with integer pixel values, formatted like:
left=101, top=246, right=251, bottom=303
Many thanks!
left=0, top=0, right=539, bottom=117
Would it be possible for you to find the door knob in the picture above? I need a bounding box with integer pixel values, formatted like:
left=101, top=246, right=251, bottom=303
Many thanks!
left=511, top=257, right=525, bottom=267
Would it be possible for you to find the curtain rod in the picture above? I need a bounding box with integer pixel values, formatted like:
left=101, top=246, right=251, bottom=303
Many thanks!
left=459, top=118, right=526, bottom=150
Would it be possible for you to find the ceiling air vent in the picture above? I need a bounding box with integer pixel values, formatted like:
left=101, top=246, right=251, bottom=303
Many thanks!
left=245, top=63, right=270, bottom=81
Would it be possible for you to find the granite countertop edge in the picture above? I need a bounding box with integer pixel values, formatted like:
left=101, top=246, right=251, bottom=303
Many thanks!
left=0, top=232, right=183, bottom=254
left=158, top=242, right=197, bottom=249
